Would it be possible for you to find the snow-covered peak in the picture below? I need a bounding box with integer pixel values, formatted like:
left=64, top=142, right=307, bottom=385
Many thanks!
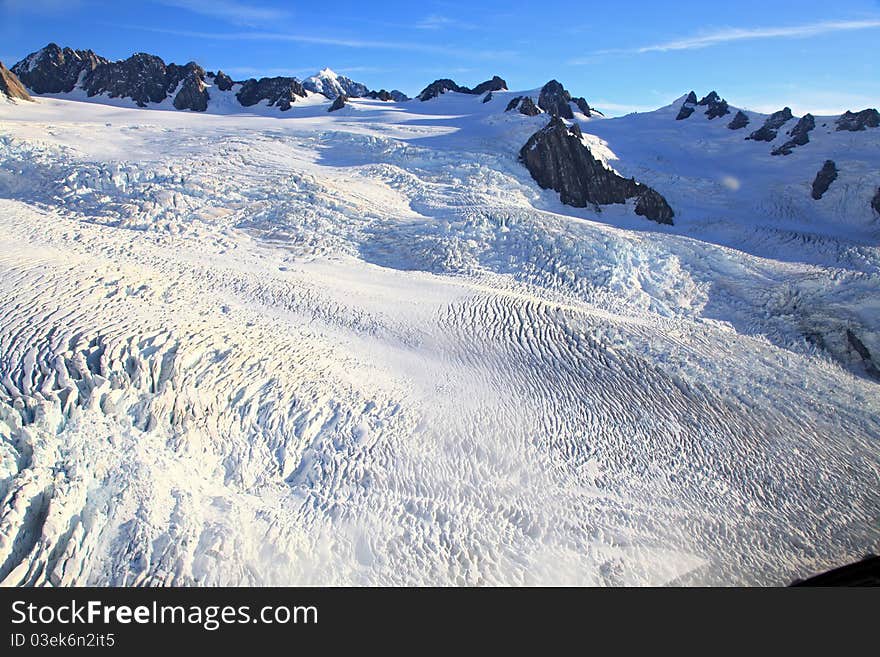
left=302, top=68, right=369, bottom=100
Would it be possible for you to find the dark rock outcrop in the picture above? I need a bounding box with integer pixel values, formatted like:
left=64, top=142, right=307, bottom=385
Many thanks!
left=634, top=187, right=675, bottom=224
left=12, top=43, right=107, bottom=94
left=835, top=108, right=880, bottom=132
left=328, top=94, right=347, bottom=112
left=236, top=76, right=307, bottom=111
left=872, top=188, right=880, bottom=215
left=482, top=92, right=493, bottom=103
left=505, top=96, right=542, bottom=116
left=82, top=53, right=173, bottom=106
left=367, top=89, right=393, bottom=101
left=471, top=75, right=507, bottom=95
left=846, top=329, right=880, bottom=379
left=698, top=91, right=730, bottom=119
left=728, top=110, right=749, bottom=130
left=676, top=92, right=697, bottom=120
left=173, top=71, right=209, bottom=111
left=519, top=116, right=674, bottom=224
left=213, top=70, right=234, bottom=91
left=572, top=96, right=594, bottom=117
left=0, top=61, right=32, bottom=101
left=417, top=75, right=507, bottom=101
left=537, top=80, right=573, bottom=119
left=772, top=114, right=815, bottom=156
left=389, top=90, right=409, bottom=102
left=747, top=107, right=793, bottom=142
left=417, top=78, right=468, bottom=101
left=811, top=160, right=838, bottom=200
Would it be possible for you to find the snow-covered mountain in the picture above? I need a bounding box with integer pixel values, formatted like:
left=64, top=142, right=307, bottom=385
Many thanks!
left=0, top=49, right=879, bottom=586
left=302, top=67, right=369, bottom=99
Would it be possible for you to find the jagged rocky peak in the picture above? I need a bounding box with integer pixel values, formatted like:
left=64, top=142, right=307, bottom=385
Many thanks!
left=303, top=68, right=369, bottom=100
left=747, top=107, right=793, bottom=142
left=389, top=90, right=409, bottom=102
left=236, top=76, right=307, bottom=111
left=676, top=91, right=698, bottom=120
left=519, top=116, right=674, bottom=224
left=471, top=75, right=508, bottom=96
left=772, top=114, right=815, bottom=156
left=83, top=52, right=171, bottom=107
left=537, top=80, right=574, bottom=119
left=12, top=43, right=107, bottom=94
left=698, top=91, right=730, bottom=120
left=173, top=68, right=210, bottom=112
left=677, top=90, right=728, bottom=120
left=0, top=61, right=32, bottom=102
left=835, top=108, right=880, bottom=132
left=811, top=160, right=838, bottom=200
left=728, top=110, right=749, bottom=130
left=416, top=75, right=507, bottom=101
left=212, top=70, right=235, bottom=91
left=328, top=94, right=348, bottom=112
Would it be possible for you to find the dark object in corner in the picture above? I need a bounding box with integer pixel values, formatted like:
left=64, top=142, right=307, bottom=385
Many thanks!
left=791, top=555, right=880, bottom=586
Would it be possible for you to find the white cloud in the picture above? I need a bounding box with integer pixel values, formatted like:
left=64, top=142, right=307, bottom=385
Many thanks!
left=154, top=0, right=290, bottom=25
left=415, top=14, right=476, bottom=31
left=585, top=19, right=880, bottom=57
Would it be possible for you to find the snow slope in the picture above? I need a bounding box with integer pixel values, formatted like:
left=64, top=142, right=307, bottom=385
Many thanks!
left=0, top=90, right=878, bottom=586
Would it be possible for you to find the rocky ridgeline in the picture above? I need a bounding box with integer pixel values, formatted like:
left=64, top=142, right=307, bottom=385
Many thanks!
left=747, top=108, right=794, bottom=142
left=327, top=95, right=347, bottom=112
left=519, top=116, right=674, bottom=224
left=11, top=43, right=408, bottom=112
left=504, top=80, right=598, bottom=119
left=772, top=114, right=815, bottom=156
left=676, top=91, right=729, bottom=120
left=836, top=109, right=879, bottom=132
left=0, top=62, right=32, bottom=102
left=416, top=75, right=508, bottom=101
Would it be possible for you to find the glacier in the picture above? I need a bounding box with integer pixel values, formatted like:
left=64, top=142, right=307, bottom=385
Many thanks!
left=0, top=87, right=878, bottom=586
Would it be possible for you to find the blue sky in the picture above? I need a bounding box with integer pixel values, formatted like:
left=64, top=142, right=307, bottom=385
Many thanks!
left=2, top=0, right=879, bottom=116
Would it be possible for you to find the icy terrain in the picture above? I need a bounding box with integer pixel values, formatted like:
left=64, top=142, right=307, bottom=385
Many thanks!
left=0, top=89, right=878, bottom=586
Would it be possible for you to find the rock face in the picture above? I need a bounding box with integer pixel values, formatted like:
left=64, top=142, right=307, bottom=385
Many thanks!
left=417, top=75, right=507, bottom=101
left=835, top=108, right=880, bottom=132
left=389, top=90, right=409, bottom=102
left=698, top=91, right=730, bottom=119
left=471, top=75, right=508, bottom=95
left=519, top=116, right=674, bottom=224
left=728, top=110, right=749, bottom=130
left=537, top=80, right=574, bottom=119
left=12, top=43, right=107, bottom=94
left=872, top=188, right=880, bottom=215
left=505, top=96, right=542, bottom=116
left=747, top=107, right=793, bottom=142
left=236, top=76, right=307, bottom=111
left=213, top=71, right=234, bottom=91
left=811, top=160, right=838, bottom=200
left=303, top=68, right=369, bottom=99
left=173, top=71, right=210, bottom=111
left=675, top=92, right=698, bottom=120
left=772, top=114, right=815, bottom=156
left=571, top=97, right=594, bottom=117
left=0, top=61, right=32, bottom=102
left=82, top=53, right=176, bottom=106
left=328, top=94, right=347, bottom=112
left=634, top=187, right=675, bottom=224
left=367, top=89, right=393, bottom=101
left=482, top=92, right=493, bottom=103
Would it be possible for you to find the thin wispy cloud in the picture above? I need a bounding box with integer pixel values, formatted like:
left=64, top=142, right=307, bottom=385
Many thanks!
left=415, top=14, right=476, bottom=31
left=154, top=0, right=290, bottom=26
left=579, top=18, right=880, bottom=59
left=112, top=23, right=516, bottom=60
